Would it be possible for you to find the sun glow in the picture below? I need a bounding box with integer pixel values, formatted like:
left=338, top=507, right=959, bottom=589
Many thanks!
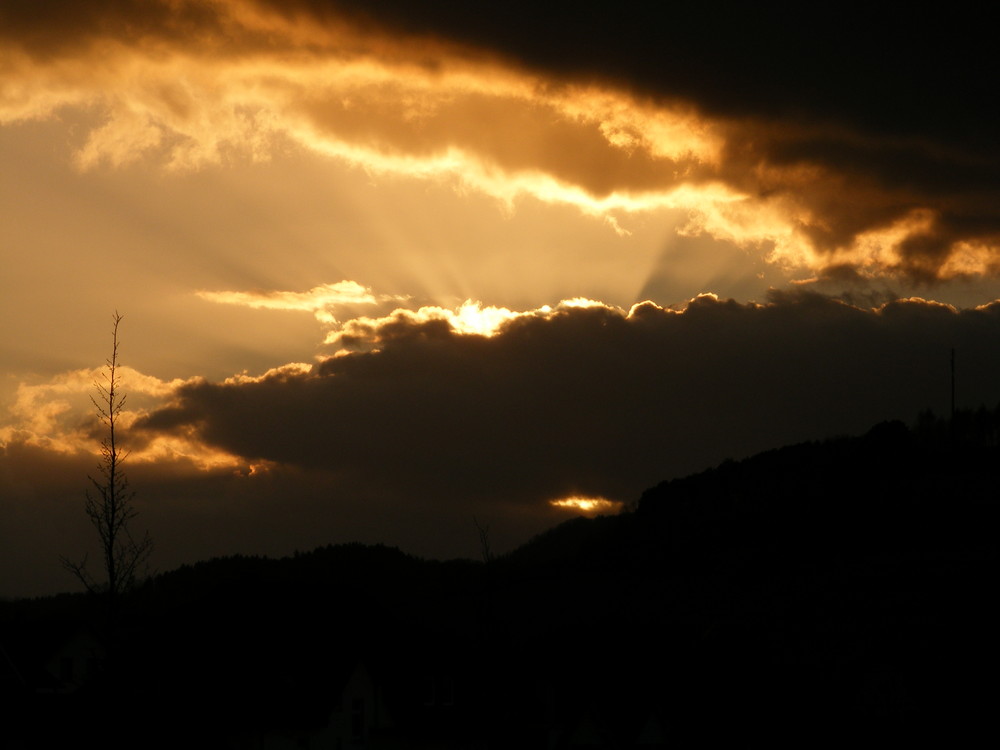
left=549, top=496, right=622, bottom=515
left=324, top=301, right=524, bottom=348
left=323, top=297, right=639, bottom=350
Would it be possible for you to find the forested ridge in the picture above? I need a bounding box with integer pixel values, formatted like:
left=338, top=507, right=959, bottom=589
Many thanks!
left=3, top=411, right=997, bottom=746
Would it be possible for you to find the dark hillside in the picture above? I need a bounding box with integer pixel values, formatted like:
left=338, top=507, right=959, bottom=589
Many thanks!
left=2, top=413, right=997, bottom=746
left=492, top=415, right=999, bottom=738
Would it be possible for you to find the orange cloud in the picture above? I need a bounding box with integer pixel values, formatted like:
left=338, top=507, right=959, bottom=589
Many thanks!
left=197, top=281, right=403, bottom=323
left=0, top=366, right=243, bottom=472
left=2, top=0, right=998, bottom=282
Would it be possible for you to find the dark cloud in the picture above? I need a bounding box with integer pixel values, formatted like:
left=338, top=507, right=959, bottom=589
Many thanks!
left=0, top=0, right=228, bottom=56
left=265, top=1, right=1000, bottom=278
left=10, top=1, right=994, bottom=176
left=139, top=293, right=1000, bottom=528
left=310, top=1, right=998, bottom=146
left=6, top=0, right=931, bottom=133
left=11, top=293, right=1000, bottom=597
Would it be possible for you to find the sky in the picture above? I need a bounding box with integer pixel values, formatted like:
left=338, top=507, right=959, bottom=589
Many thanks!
left=2, top=1, right=999, bottom=597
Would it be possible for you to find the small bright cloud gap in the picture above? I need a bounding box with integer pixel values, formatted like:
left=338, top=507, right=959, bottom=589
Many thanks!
left=550, top=496, right=621, bottom=515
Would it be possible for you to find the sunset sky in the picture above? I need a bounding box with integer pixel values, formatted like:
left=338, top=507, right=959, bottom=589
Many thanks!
left=3, top=1, right=999, bottom=596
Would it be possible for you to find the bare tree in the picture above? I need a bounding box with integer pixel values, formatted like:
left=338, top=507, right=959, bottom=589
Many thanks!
left=473, top=516, right=494, bottom=564
left=62, top=312, right=152, bottom=604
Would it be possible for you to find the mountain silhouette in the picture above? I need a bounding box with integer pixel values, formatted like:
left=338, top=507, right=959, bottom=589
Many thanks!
left=2, top=411, right=997, bottom=746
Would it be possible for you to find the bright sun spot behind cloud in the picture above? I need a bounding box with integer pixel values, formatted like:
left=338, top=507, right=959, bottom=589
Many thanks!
left=549, top=496, right=623, bottom=515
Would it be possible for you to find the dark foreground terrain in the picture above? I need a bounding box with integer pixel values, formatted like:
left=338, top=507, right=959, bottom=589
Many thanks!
left=2, top=411, right=998, bottom=747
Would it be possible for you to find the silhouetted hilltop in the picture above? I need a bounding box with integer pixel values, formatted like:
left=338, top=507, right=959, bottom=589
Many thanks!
left=507, top=412, right=999, bottom=571
left=3, top=410, right=998, bottom=746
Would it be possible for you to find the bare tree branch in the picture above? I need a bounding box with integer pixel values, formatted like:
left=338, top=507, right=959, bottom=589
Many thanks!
left=473, top=516, right=494, bottom=564
left=62, top=312, right=152, bottom=602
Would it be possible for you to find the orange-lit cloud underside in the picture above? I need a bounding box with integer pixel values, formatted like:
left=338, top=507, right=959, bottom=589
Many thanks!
left=3, top=0, right=997, bottom=280
left=0, top=366, right=243, bottom=472
left=196, top=281, right=407, bottom=324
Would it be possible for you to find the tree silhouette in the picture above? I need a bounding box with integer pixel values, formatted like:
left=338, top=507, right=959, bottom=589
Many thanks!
left=473, top=516, right=494, bottom=563
left=62, top=312, right=152, bottom=606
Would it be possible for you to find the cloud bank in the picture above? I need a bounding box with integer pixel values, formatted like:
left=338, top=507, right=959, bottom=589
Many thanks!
left=3, top=0, right=998, bottom=281
left=6, top=291, right=1000, bottom=596
left=140, top=291, right=1000, bottom=518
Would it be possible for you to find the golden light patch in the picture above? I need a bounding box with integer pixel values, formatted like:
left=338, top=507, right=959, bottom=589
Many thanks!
left=826, top=208, right=940, bottom=277
left=0, top=367, right=187, bottom=451
left=549, top=496, right=622, bottom=515
left=133, top=430, right=246, bottom=472
left=0, top=366, right=243, bottom=472
left=5, top=0, right=997, bottom=280
left=322, top=297, right=638, bottom=350
left=223, top=362, right=314, bottom=385
left=324, top=301, right=525, bottom=348
left=244, top=460, right=277, bottom=477
left=197, top=281, right=391, bottom=323
left=449, top=301, right=522, bottom=336
left=0, top=0, right=731, bottom=239
left=558, top=297, right=605, bottom=309
left=938, top=240, right=997, bottom=278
